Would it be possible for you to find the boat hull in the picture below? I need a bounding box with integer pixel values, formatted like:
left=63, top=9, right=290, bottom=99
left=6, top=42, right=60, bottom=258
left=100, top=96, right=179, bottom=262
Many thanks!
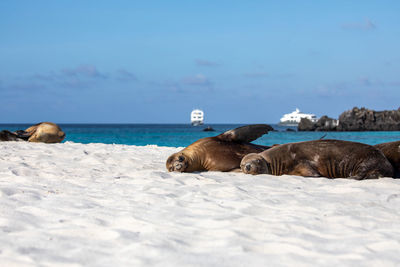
left=191, top=121, right=204, bottom=126
left=279, top=121, right=299, bottom=126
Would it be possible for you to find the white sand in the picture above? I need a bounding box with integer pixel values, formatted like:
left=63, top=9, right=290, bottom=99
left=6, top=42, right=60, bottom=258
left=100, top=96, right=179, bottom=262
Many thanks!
left=1, top=142, right=400, bottom=267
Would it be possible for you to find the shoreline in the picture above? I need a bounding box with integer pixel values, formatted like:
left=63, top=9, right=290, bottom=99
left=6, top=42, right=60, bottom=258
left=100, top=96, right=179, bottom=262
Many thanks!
left=2, top=123, right=399, bottom=148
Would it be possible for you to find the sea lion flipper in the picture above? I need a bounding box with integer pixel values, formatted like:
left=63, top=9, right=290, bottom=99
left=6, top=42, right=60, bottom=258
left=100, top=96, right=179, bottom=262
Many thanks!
left=14, top=130, right=31, bottom=141
left=217, top=124, right=273, bottom=143
left=0, top=130, right=22, bottom=141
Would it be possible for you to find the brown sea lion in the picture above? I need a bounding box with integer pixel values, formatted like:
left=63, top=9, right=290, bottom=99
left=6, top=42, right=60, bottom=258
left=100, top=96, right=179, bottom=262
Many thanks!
left=375, top=141, right=400, bottom=178
left=0, top=122, right=66, bottom=143
left=241, top=139, right=393, bottom=180
left=21, top=122, right=65, bottom=143
left=166, top=124, right=273, bottom=172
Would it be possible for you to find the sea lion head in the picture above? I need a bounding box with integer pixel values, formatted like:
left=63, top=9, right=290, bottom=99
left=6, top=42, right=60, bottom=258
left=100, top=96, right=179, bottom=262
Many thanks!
left=240, top=153, right=268, bottom=175
left=166, top=152, right=191, bottom=172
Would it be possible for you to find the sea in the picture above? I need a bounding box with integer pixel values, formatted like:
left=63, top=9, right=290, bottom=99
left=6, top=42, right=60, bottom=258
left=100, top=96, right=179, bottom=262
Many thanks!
left=1, top=124, right=400, bottom=147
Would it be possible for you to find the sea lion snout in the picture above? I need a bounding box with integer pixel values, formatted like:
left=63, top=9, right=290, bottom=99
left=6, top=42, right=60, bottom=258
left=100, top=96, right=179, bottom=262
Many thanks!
left=171, top=160, right=188, bottom=172
left=241, top=153, right=267, bottom=175
left=245, top=163, right=252, bottom=172
left=174, top=162, right=184, bottom=171
left=166, top=153, right=189, bottom=172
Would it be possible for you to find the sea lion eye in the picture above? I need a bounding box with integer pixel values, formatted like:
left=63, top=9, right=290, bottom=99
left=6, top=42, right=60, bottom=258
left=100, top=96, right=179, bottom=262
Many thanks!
left=178, top=156, right=185, bottom=162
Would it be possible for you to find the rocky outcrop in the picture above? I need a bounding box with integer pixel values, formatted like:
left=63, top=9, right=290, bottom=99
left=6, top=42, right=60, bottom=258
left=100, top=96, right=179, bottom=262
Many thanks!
left=298, top=107, right=400, bottom=131
left=202, top=126, right=215, bottom=132
left=298, top=118, right=316, bottom=131
left=298, top=116, right=338, bottom=131
left=337, top=107, right=400, bottom=131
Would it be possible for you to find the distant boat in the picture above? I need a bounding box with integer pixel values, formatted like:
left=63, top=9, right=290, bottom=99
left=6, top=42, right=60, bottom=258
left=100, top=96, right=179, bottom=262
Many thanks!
left=191, top=109, right=204, bottom=126
left=279, top=108, right=318, bottom=126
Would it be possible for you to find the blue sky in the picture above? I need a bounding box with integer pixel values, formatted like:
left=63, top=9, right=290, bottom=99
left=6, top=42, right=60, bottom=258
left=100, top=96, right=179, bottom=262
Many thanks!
left=0, top=1, right=399, bottom=123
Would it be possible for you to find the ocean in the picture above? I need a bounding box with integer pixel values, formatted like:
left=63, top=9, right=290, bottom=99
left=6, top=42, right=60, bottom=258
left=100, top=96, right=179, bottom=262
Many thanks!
left=1, top=124, right=400, bottom=147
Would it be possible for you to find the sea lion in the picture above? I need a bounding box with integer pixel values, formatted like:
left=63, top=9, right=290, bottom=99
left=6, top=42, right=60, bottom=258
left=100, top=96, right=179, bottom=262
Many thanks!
left=0, top=122, right=65, bottom=143
left=0, top=130, right=23, bottom=141
left=166, top=124, right=273, bottom=172
left=21, top=122, right=65, bottom=143
left=241, top=139, right=393, bottom=180
left=374, top=141, right=400, bottom=178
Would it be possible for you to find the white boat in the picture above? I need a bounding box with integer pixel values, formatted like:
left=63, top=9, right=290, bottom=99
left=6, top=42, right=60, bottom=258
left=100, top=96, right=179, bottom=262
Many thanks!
left=279, top=108, right=318, bottom=126
left=191, top=109, right=204, bottom=126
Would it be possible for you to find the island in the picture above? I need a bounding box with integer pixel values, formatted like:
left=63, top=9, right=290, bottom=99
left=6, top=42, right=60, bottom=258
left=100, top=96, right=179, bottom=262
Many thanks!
left=298, top=107, right=400, bottom=131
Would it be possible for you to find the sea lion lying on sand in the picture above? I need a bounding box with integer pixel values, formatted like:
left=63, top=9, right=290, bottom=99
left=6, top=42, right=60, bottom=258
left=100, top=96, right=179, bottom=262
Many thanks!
left=241, top=139, right=393, bottom=180
left=166, top=124, right=273, bottom=172
left=0, top=122, right=65, bottom=143
left=0, top=130, right=22, bottom=141
left=375, top=141, right=400, bottom=178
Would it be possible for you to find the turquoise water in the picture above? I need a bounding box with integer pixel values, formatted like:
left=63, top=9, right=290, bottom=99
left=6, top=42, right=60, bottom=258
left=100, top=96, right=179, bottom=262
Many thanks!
left=1, top=124, right=399, bottom=147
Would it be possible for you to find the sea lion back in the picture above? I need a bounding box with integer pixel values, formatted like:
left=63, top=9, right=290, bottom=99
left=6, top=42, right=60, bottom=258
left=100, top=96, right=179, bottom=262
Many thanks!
left=27, top=122, right=65, bottom=143
left=375, top=141, right=400, bottom=178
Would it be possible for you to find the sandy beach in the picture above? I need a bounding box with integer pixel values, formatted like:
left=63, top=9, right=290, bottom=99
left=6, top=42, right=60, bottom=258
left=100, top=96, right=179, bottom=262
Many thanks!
left=1, top=141, right=400, bottom=267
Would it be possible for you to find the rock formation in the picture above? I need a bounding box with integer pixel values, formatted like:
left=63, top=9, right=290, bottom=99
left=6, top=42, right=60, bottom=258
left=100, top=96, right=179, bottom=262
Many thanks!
left=337, top=107, right=400, bottom=131
left=298, top=116, right=338, bottom=131
left=298, top=107, right=400, bottom=131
